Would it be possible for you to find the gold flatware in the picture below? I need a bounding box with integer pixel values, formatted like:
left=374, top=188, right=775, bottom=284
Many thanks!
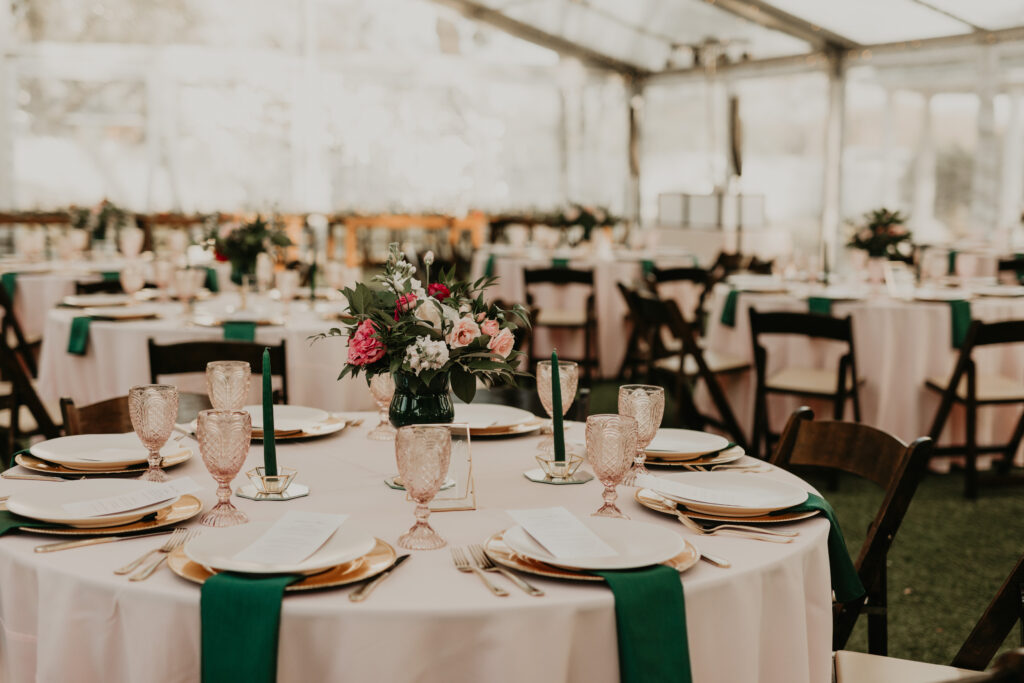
left=348, top=554, right=411, bottom=602
left=2, top=471, right=72, bottom=482
left=468, top=543, right=544, bottom=596
left=129, top=528, right=199, bottom=581
left=119, top=528, right=194, bottom=578
left=648, top=494, right=794, bottom=543
left=451, top=546, right=508, bottom=596
left=35, top=529, right=174, bottom=553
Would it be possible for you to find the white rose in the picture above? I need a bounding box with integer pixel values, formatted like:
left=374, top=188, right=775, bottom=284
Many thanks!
left=414, top=299, right=443, bottom=329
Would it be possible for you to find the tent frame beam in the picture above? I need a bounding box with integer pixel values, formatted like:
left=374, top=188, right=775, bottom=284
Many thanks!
left=696, top=0, right=858, bottom=50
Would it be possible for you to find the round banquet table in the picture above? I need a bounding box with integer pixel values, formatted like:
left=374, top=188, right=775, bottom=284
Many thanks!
left=698, top=283, right=1024, bottom=464
left=0, top=415, right=832, bottom=683
left=35, top=294, right=375, bottom=412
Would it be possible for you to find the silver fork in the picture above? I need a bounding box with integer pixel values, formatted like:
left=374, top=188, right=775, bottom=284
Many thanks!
left=451, top=546, right=508, bottom=596
left=129, top=529, right=199, bottom=581
left=468, top=544, right=544, bottom=597
left=115, top=528, right=189, bottom=575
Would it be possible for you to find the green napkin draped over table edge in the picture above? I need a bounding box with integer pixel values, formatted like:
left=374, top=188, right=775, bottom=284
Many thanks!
left=223, top=321, right=256, bottom=342
left=551, top=258, right=569, bottom=269
left=201, top=572, right=303, bottom=683
left=771, top=492, right=865, bottom=603
left=949, top=300, right=971, bottom=349
left=101, top=271, right=121, bottom=282
left=591, top=565, right=692, bottom=683
left=719, top=288, right=739, bottom=327
left=641, top=260, right=655, bottom=277
left=947, top=250, right=958, bottom=276
left=1, top=272, right=17, bottom=298
left=67, top=316, right=91, bottom=355
left=483, top=254, right=495, bottom=279
left=808, top=296, right=833, bottom=316
left=205, top=267, right=220, bottom=293
left=0, top=509, right=65, bottom=536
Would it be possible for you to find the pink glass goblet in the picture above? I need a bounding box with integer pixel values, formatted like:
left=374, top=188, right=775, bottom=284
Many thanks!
left=367, top=373, right=397, bottom=441
left=618, top=384, right=665, bottom=484
left=129, top=384, right=179, bottom=482
left=206, top=361, right=251, bottom=410
left=586, top=414, right=638, bottom=519
left=196, top=409, right=252, bottom=527
left=395, top=425, right=451, bottom=550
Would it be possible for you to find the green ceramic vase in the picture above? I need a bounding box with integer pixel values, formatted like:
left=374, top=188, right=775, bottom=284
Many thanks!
left=389, top=372, right=455, bottom=428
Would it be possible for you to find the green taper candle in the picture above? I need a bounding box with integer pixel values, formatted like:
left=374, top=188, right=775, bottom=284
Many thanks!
left=261, top=347, right=277, bottom=476
left=308, top=255, right=317, bottom=303
left=551, top=349, right=565, bottom=462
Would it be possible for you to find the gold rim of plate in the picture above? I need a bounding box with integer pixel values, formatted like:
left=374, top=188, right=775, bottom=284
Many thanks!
left=252, top=420, right=348, bottom=441
left=19, top=494, right=203, bottom=536
left=192, top=317, right=284, bottom=328
left=645, top=452, right=743, bottom=467
left=15, top=449, right=193, bottom=476
left=483, top=531, right=700, bottom=582
left=167, top=538, right=397, bottom=591
left=466, top=419, right=546, bottom=437
left=634, top=488, right=816, bottom=524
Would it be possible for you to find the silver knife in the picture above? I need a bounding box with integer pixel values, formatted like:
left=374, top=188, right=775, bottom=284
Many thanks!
left=34, top=529, right=175, bottom=553
left=349, top=554, right=411, bottom=602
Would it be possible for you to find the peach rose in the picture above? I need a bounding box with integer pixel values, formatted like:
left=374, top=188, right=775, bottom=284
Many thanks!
left=487, top=328, right=515, bottom=358
left=446, top=317, right=481, bottom=348
left=348, top=319, right=386, bottom=366
left=480, top=318, right=500, bottom=337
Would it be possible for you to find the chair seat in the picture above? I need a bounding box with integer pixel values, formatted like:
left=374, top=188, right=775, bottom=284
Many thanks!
left=655, top=351, right=750, bottom=376
left=834, top=650, right=976, bottom=683
left=766, top=367, right=856, bottom=395
left=925, top=373, right=1024, bottom=402
left=535, top=309, right=588, bottom=327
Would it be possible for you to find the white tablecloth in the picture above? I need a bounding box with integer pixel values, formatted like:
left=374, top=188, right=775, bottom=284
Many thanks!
left=699, top=284, right=1024, bottom=462
left=0, top=416, right=832, bottom=683
left=35, top=295, right=375, bottom=412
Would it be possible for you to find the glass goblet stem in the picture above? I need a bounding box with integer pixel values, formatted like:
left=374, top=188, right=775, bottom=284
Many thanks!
left=140, top=449, right=168, bottom=482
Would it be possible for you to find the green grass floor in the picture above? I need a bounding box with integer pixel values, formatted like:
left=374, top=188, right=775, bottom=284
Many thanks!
left=588, top=379, right=1024, bottom=664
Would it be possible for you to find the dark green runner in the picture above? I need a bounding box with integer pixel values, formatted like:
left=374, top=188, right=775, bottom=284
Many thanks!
left=592, top=565, right=691, bottom=683
left=205, top=267, right=220, bottom=293
left=223, top=322, right=256, bottom=342
left=808, top=297, right=832, bottom=316
left=772, top=492, right=865, bottom=602
left=720, top=289, right=739, bottom=327
left=201, top=572, right=303, bottom=683
left=551, top=258, right=569, bottom=269
left=949, top=300, right=971, bottom=349
left=67, top=316, right=91, bottom=355
left=1, top=272, right=17, bottom=298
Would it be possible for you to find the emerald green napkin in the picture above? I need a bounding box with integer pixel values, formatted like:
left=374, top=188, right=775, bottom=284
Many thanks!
left=0, top=509, right=66, bottom=536
left=101, top=271, right=121, bottom=282
left=641, top=260, right=655, bottom=277
left=1, top=272, right=17, bottom=298
left=1015, top=253, right=1024, bottom=284
left=205, top=267, right=220, bottom=293
left=592, top=565, right=691, bottom=683
left=223, top=322, right=256, bottom=342
left=720, top=289, right=739, bottom=327
left=808, top=297, right=832, bottom=316
left=67, top=316, right=91, bottom=355
left=552, top=258, right=569, bottom=269
left=484, top=254, right=495, bottom=279
left=947, top=250, right=958, bottom=276
left=201, top=572, right=303, bottom=683
left=949, top=300, right=971, bottom=349
left=772, top=492, right=865, bottom=603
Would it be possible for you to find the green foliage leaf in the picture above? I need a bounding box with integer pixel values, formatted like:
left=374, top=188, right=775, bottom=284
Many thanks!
left=450, top=364, right=476, bottom=404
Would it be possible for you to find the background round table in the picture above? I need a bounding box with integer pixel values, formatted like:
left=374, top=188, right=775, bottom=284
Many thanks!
left=0, top=416, right=832, bottom=683
left=35, top=295, right=375, bottom=412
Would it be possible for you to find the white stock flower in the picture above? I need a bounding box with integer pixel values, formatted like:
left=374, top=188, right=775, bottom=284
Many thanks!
left=404, top=336, right=450, bottom=375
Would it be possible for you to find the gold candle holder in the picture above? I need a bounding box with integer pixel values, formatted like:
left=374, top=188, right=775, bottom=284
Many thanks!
left=235, top=466, right=310, bottom=501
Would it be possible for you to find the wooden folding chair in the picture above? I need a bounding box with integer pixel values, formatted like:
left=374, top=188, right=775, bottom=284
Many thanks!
left=773, top=408, right=933, bottom=655
left=646, top=266, right=711, bottom=328
left=61, top=393, right=213, bottom=435
left=0, top=278, right=39, bottom=377
left=75, top=280, right=124, bottom=296
left=750, top=309, right=863, bottom=458
left=0, top=339, right=61, bottom=461
left=524, top=267, right=599, bottom=383
left=147, top=339, right=288, bottom=404
left=925, top=319, right=1024, bottom=499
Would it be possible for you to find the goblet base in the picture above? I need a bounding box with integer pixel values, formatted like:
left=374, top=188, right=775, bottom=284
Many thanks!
left=592, top=503, right=629, bottom=519
left=397, top=521, right=446, bottom=550
left=199, top=502, right=249, bottom=527
left=367, top=422, right=397, bottom=441
left=137, top=467, right=169, bottom=482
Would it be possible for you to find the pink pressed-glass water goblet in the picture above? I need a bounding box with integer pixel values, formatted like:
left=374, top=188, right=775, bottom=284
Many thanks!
left=196, top=409, right=251, bottom=527
left=586, top=414, right=638, bottom=519
left=618, top=384, right=665, bottom=484
left=395, top=425, right=451, bottom=550
left=367, top=373, right=397, bottom=441
left=206, top=361, right=251, bottom=410
left=129, top=384, right=179, bottom=482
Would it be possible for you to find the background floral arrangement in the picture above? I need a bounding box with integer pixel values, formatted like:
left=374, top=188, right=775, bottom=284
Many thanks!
left=68, top=199, right=132, bottom=239
left=314, top=244, right=530, bottom=403
left=208, top=216, right=292, bottom=284
left=847, top=208, right=912, bottom=258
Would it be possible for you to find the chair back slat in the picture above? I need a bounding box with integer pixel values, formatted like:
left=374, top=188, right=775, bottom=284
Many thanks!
left=60, top=396, right=132, bottom=435
left=749, top=309, right=854, bottom=342
left=649, top=267, right=708, bottom=286
left=75, top=280, right=124, bottom=296
left=972, top=320, right=1024, bottom=347
left=523, top=267, right=594, bottom=287
left=147, top=339, right=288, bottom=403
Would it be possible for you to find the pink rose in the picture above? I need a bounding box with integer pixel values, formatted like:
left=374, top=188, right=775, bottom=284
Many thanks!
left=348, top=320, right=386, bottom=366
left=476, top=312, right=486, bottom=323
left=447, top=317, right=481, bottom=348
left=393, top=292, right=417, bottom=321
left=487, top=328, right=515, bottom=358
left=480, top=318, right=500, bottom=337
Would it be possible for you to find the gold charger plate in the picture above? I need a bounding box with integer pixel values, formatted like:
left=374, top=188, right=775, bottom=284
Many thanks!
left=483, top=531, right=700, bottom=582
left=252, top=419, right=348, bottom=441
left=167, top=538, right=396, bottom=591
left=645, top=449, right=745, bottom=468
left=16, top=449, right=192, bottom=476
left=634, top=488, right=816, bottom=524
left=19, top=495, right=203, bottom=536
left=467, top=419, right=545, bottom=438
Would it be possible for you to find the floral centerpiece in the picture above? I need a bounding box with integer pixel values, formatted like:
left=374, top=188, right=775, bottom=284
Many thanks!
left=313, top=244, right=530, bottom=426
left=209, top=216, right=292, bottom=285
left=68, top=199, right=132, bottom=241
left=847, top=208, right=911, bottom=259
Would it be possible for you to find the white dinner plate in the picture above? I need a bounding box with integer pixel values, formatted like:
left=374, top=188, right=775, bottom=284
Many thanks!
left=644, top=471, right=808, bottom=517
left=503, top=517, right=685, bottom=571
left=644, top=429, right=730, bottom=461
left=30, top=433, right=192, bottom=471
left=6, top=479, right=181, bottom=528
left=974, top=285, right=1024, bottom=298
left=82, top=305, right=161, bottom=320
left=61, top=294, right=132, bottom=308
left=453, top=404, right=536, bottom=430
left=244, top=404, right=331, bottom=432
left=184, top=521, right=377, bottom=575
left=914, top=288, right=969, bottom=302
